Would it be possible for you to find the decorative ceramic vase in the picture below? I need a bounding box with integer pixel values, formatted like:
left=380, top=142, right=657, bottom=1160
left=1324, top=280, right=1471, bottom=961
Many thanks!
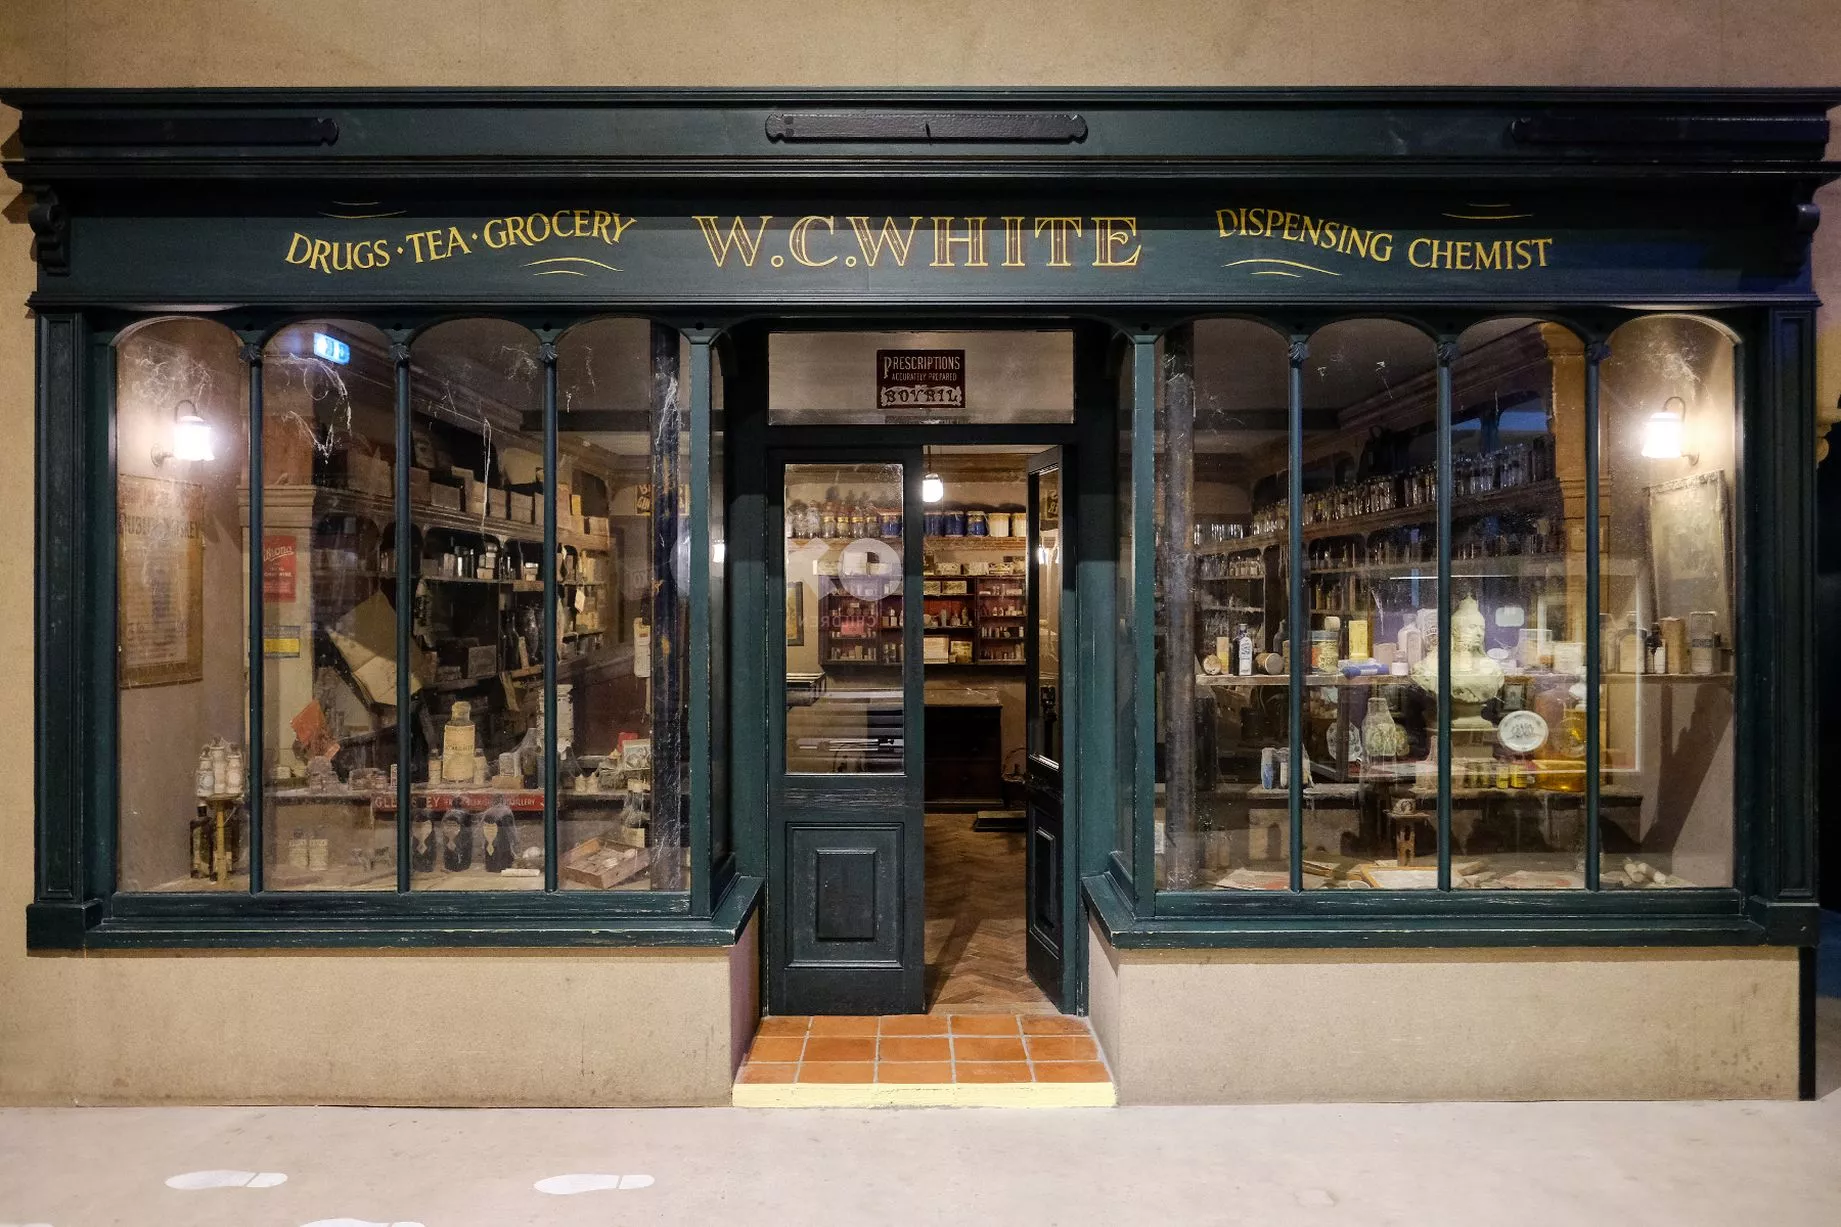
left=1362, top=696, right=1410, bottom=761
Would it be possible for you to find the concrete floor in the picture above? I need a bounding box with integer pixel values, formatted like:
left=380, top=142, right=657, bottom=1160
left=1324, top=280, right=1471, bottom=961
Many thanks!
left=3, top=1018, right=1840, bottom=1227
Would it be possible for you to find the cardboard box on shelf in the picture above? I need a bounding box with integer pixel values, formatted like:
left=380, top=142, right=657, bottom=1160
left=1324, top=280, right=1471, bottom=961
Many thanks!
left=508, top=492, right=534, bottom=524
left=408, top=467, right=431, bottom=506
left=488, top=489, right=509, bottom=519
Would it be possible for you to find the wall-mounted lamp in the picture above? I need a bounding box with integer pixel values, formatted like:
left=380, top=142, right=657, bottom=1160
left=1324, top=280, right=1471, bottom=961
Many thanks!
left=1640, top=395, right=1696, bottom=464
left=153, top=399, right=215, bottom=466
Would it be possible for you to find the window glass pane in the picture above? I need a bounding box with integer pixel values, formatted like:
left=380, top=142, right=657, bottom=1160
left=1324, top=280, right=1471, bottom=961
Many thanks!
left=1598, top=316, right=1736, bottom=888
left=115, top=318, right=251, bottom=892
left=259, top=319, right=397, bottom=891
left=1157, top=320, right=1291, bottom=890
left=554, top=319, right=688, bottom=891
left=769, top=330, right=1073, bottom=425
left=1031, top=464, right=1063, bottom=765
left=1295, top=319, right=1440, bottom=890
left=1447, top=320, right=1589, bottom=888
left=1114, top=342, right=1137, bottom=876
left=785, top=462, right=905, bottom=773
left=406, top=320, right=546, bottom=891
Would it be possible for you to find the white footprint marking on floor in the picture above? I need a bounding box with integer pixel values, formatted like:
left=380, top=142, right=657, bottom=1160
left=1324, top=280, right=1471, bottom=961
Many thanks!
left=300, top=1219, right=426, bottom=1227
left=534, top=1174, right=655, bottom=1195
left=164, top=1171, right=288, bottom=1190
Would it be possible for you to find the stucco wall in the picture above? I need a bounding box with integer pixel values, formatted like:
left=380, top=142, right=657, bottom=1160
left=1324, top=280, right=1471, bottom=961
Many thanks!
left=0, top=1, right=1835, bottom=1106
left=1088, top=923, right=1801, bottom=1102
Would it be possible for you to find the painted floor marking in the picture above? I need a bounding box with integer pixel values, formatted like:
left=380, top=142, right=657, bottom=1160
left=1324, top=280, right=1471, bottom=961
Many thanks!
left=165, top=1171, right=288, bottom=1190
left=534, top=1174, right=655, bottom=1194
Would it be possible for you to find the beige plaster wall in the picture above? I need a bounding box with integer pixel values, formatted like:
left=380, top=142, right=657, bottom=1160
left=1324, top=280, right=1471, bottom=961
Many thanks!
left=1088, top=927, right=1801, bottom=1102
left=0, top=1, right=1835, bottom=1105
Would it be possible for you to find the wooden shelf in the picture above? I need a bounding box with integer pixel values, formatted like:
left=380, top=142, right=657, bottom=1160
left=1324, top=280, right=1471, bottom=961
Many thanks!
left=315, top=486, right=614, bottom=553
left=1196, top=478, right=1562, bottom=556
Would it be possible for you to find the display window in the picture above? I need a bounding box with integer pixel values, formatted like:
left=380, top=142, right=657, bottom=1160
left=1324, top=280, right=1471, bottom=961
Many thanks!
left=1148, top=314, right=1736, bottom=895
left=113, top=313, right=709, bottom=901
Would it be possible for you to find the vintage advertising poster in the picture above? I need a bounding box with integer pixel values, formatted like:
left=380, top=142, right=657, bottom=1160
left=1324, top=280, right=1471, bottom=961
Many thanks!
left=117, top=474, right=206, bottom=688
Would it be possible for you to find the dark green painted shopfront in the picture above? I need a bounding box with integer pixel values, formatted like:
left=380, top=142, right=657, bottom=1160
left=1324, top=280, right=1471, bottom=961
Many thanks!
left=9, top=87, right=1834, bottom=1102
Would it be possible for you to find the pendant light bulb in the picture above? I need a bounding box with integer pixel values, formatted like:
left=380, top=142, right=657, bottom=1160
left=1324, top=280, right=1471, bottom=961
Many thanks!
left=922, top=472, right=945, bottom=504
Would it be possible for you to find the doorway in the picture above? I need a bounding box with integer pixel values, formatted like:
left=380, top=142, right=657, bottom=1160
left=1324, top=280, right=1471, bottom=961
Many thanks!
left=753, top=323, right=1098, bottom=1018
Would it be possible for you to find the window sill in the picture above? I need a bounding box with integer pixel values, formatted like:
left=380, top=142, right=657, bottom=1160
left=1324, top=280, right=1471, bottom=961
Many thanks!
left=1082, top=874, right=1816, bottom=950
left=26, top=876, right=763, bottom=952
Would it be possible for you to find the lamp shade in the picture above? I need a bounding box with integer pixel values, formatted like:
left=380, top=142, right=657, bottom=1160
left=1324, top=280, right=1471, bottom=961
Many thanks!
left=171, top=404, right=215, bottom=463
left=1640, top=396, right=1687, bottom=460
left=922, top=473, right=945, bottom=504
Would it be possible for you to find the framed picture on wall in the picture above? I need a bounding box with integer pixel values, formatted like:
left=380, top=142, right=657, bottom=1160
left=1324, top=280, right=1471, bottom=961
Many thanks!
left=117, top=474, right=206, bottom=688
left=1645, top=469, right=1731, bottom=633
left=785, top=580, right=805, bottom=646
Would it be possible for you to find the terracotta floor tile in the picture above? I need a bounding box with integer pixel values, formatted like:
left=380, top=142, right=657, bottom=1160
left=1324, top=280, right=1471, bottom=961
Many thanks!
left=747, top=1036, right=806, bottom=1063
left=1026, top=1035, right=1100, bottom=1062
left=954, top=1061, right=1033, bottom=1083
left=736, top=1062, right=798, bottom=1084
left=948, top=1014, right=1022, bottom=1036
left=803, top=1036, right=876, bottom=1063
left=1032, top=1060, right=1112, bottom=1083
left=797, top=1061, right=875, bottom=1084
left=879, top=1015, right=949, bottom=1036
left=880, top=1036, right=951, bottom=1062
left=1020, top=1015, right=1091, bottom=1037
left=807, top=1015, right=881, bottom=1037
left=755, top=1016, right=811, bottom=1038
left=953, top=1036, right=1028, bottom=1063
left=877, top=1061, right=954, bottom=1084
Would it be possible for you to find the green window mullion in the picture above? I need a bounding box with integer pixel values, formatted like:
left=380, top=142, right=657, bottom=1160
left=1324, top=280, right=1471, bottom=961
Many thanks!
left=1130, top=333, right=1158, bottom=907
left=687, top=331, right=715, bottom=916
left=1286, top=335, right=1307, bottom=893
left=540, top=336, right=561, bottom=892
left=1584, top=338, right=1609, bottom=891
left=1435, top=338, right=1457, bottom=891
left=240, top=336, right=265, bottom=896
left=390, top=335, right=413, bottom=895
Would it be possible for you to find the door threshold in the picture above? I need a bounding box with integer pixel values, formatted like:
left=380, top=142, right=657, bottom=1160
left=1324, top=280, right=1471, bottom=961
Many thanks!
left=731, top=1011, right=1115, bottom=1108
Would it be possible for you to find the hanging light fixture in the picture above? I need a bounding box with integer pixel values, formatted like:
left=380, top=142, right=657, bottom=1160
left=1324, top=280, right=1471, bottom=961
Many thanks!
left=922, top=447, right=944, bottom=504
left=153, top=398, right=215, bottom=466
left=1640, top=395, right=1693, bottom=463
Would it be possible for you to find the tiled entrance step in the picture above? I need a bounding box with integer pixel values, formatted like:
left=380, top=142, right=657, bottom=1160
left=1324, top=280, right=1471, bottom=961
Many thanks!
left=731, top=1011, right=1115, bottom=1107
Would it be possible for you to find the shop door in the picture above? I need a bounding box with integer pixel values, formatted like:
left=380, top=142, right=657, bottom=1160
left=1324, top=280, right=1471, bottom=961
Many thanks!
left=1025, top=449, right=1072, bottom=1004
left=768, top=453, right=926, bottom=1015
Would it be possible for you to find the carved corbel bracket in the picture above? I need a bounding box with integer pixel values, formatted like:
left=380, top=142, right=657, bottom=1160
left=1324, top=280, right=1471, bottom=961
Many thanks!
left=25, top=184, right=68, bottom=274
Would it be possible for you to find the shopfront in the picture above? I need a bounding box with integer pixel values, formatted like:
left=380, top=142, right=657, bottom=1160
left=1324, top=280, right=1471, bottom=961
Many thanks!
left=7, top=87, right=1834, bottom=1104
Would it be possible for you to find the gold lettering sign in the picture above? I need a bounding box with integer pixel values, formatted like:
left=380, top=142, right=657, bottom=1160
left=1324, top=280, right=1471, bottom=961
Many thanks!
left=1214, top=204, right=1555, bottom=277
left=284, top=209, right=636, bottom=278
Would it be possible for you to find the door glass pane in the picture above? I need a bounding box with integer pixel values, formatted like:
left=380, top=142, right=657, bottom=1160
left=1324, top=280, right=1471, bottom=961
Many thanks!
left=769, top=330, right=1073, bottom=425
left=114, top=318, right=252, bottom=892
left=259, top=319, right=397, bottom=891
left=1032, top=465, right=1063, bottom=765
left=785, top=462, right=905, bottom=773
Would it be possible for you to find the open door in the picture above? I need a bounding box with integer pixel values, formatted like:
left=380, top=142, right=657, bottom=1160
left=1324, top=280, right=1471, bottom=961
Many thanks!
left=768, top=454, right=927, bottom=1015
left=1025, top=448, right=1073, bottom=1005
